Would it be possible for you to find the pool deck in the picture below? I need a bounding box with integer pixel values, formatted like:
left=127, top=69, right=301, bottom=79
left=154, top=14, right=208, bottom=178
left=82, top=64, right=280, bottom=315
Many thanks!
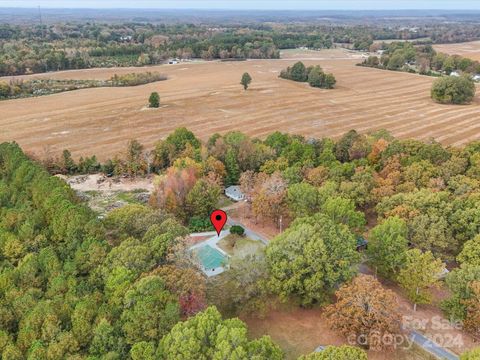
left=190, top=230, right=231, bottom=277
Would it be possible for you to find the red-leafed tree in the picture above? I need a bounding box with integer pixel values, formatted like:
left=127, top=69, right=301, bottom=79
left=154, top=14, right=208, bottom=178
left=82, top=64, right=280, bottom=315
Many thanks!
left=150, top=166, right=198, bottom=220
left=149, top=265, right=207, bottom=317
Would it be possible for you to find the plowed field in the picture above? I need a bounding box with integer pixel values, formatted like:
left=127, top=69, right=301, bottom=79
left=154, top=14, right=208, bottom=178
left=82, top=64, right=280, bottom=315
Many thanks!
left=1, top=49, right=479, bottom=160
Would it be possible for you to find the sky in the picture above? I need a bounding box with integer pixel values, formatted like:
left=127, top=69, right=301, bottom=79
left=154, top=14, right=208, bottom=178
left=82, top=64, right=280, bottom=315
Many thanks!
left=0, top=0, right=479, bottom=10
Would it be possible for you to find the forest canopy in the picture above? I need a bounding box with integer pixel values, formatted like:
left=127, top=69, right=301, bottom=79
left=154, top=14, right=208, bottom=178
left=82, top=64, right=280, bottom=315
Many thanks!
left=4, top=124, right=480, bottom=357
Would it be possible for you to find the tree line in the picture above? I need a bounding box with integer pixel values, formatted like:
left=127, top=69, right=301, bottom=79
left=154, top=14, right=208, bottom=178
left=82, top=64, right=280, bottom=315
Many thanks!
left=3, top=20, right=480, bottom=76
left=0, top=72, right=167, bottom=100
left=362, top=41, right=480, bottom=76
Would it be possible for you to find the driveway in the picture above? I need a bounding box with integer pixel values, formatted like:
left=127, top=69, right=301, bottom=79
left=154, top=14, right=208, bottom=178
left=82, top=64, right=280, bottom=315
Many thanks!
left=226, top=217, right=268, bottom=245
left=410, top=331, right=459, bottom=360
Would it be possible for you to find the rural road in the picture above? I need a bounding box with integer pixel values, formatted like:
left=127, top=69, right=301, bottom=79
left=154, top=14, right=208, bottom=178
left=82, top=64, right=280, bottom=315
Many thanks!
left=410, top=331, right=459, bottom=360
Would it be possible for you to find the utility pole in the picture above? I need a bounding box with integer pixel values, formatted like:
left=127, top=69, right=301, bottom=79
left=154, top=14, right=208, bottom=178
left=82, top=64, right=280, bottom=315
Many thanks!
left=145, top=151, right=152, bottom=175
left=413, top=287, right=419, bottom=312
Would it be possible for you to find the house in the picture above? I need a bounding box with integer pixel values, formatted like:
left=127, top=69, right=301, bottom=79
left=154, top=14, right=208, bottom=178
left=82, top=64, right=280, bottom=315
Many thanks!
left=225, top=185, right=245, bottom=201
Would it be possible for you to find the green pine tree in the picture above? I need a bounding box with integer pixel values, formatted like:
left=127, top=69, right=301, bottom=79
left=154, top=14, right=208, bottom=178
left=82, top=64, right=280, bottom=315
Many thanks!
left=225, top=148, right=240, bottom=185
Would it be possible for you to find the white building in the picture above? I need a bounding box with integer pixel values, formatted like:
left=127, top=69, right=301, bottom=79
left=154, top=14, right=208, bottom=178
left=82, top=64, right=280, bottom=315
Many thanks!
left=437, top=267, right=450, bottom=280
left=225, top=185, right=245, bottom=201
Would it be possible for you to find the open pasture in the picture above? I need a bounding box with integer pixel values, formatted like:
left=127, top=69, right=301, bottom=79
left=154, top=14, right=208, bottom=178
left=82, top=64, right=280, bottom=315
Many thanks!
left=1, top=49, right=480, bottom=160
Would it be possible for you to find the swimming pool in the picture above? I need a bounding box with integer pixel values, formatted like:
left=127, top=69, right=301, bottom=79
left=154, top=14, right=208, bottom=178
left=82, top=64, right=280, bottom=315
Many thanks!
left=194, top=245, right=228, bottom=276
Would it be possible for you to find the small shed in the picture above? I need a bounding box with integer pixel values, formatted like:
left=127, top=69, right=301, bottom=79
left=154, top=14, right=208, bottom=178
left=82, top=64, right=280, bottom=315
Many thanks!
left=437, top=267, right=450, bottom=280
left=225, top=185, right=245, bottom=201
left=356, top=236, right=368, bottom=251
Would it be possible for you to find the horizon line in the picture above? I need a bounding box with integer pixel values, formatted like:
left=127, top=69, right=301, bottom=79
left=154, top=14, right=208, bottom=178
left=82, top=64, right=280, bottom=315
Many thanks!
left=1, top=7, right=480, bottom=11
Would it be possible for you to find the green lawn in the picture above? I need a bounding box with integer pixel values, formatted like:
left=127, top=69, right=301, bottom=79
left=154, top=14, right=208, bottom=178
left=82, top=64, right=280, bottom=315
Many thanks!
left=218, top=234, right=264, bottom=259
left=217, top=194, right=235, bottom=208
left=116, top=189, right=149, bottom=203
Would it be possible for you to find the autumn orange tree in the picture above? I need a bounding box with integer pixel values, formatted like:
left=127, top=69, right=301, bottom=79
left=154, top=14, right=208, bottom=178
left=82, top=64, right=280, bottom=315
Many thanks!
left=325, top=275, right=402, bottom=351
left=371, top=155, right=402, bottom=201
left=367, top=138, right=389, bottom=164
left=251, top=171, right=288, bottom=228
left=463, top=281, right=480, bottom=337
left=239, top=170, right=258, bottom=202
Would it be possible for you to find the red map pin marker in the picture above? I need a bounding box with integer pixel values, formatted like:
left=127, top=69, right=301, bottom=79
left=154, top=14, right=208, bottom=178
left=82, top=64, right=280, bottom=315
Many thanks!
left=210, top=209, right=227, bottom=236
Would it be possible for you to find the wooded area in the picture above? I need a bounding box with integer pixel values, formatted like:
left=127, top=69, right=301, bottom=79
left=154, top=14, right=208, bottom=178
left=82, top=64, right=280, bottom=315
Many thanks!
left=2, top=19, right=480, bottom=76
left=1, top=126, right=478, bottom=357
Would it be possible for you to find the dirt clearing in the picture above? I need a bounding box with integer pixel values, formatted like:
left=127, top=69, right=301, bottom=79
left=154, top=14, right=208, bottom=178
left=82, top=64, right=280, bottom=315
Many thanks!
left=243, top=306, right=436, bottom=360
left=57, top=174, right=153, bottom=214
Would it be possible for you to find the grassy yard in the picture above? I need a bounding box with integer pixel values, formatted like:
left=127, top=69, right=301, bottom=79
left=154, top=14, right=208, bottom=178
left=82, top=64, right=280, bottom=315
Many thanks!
left=218, top=234, right=265, bottom=258
left=217, top=194, right=235, bottom=208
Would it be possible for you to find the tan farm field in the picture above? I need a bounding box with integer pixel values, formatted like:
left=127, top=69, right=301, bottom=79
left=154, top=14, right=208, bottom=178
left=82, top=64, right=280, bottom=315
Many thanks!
left=1, top=48, right=480, bottom=160
left=434, top=41, right=480, bottom=61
